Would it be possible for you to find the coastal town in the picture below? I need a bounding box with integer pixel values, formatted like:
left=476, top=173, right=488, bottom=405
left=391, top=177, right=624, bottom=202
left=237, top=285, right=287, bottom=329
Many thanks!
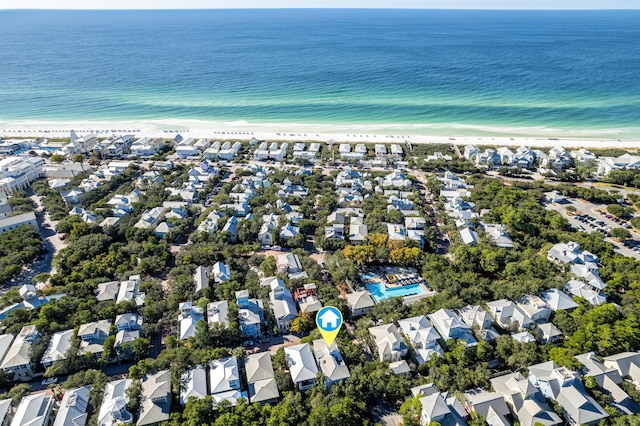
left=2, top=132, right=640, bottom=426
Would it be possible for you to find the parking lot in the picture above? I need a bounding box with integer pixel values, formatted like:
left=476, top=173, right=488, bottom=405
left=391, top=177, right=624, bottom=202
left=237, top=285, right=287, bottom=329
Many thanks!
left=546, top=198, right=640, bottom=260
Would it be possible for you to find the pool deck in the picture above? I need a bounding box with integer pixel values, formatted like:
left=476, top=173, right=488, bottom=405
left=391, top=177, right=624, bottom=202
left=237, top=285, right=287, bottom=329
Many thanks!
left=361, top=269, right=436, bottom=304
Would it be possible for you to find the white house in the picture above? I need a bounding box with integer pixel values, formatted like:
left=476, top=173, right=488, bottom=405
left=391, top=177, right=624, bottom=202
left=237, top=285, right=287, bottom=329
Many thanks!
left=178, top=302, right=204, bottom=340
left=10, top=393, right=54, bottom=426
left=245, top=352, right=280, bottom=404
left=212, top=261, right=231, bottom=283
left=269, top=279, right=298, bottom=333
left=345, top=291, right=375, bottom=318
left=53, top=386, right=91, bottom=426
left=369, top=323, right=409, bottom=362
left=0, top=325, right=40, bottom=381
left=194, top=266, right=210, bottom=293
left=98, top=379, right=133, bottom=426
left=137, top=370, right=172, bottom=426
left=180, top=366, right=207, bottom=405
left=313, top=339, right=350, bottom=389
left=285, top=343, right=318, bottom=390
left=398, top=316, right=444, bottom=364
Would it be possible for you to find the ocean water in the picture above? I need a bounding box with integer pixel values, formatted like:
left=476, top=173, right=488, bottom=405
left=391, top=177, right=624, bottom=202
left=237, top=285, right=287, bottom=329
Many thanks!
left=0, top=9, right=639, bottom=138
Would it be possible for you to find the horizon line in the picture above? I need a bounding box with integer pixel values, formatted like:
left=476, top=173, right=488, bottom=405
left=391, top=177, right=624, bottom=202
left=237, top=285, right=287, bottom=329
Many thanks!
left=2, top=7, right=640, bottom=11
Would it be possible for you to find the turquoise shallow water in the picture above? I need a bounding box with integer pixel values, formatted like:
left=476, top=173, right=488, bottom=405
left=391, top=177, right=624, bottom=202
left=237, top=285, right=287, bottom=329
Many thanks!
left=0, top=9, right=639, bottom=138
left=365, top=282, right=425, bottom=303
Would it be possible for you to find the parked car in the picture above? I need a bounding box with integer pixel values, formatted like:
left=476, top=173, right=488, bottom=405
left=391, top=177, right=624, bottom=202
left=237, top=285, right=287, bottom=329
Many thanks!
left=42, top=377, right=58, bottom=386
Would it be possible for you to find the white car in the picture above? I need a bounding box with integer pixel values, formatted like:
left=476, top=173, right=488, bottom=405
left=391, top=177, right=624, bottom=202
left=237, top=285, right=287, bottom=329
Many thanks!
left=42, top=377, right=58, bottom=386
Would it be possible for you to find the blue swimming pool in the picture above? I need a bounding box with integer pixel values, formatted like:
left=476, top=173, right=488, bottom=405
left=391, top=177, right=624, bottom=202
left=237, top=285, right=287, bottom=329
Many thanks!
left=365, top=281, right=425, bottom=302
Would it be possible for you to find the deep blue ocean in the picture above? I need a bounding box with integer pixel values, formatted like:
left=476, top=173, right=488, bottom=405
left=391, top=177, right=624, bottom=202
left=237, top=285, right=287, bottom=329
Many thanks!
left=0, top=9, right=639, bottom=137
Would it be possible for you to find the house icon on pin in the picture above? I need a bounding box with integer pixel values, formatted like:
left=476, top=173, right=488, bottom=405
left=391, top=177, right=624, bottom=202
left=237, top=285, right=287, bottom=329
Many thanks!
left=318, top=308, right=340, bottom=331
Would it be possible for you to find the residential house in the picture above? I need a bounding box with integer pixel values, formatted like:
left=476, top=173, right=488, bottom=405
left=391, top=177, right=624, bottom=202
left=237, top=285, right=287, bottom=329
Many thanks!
left=547, top=241, right=598, bottom=266
left=95, top=281, right=120, bottom=302
left=540, top=288, right=579, bottom=312
left=194, top=266, right=210, bottom=293
left=0, top=212, right=40, bottom=235
left=210, top=357, right=248, bottom=406
left=527, top=361, right=608, bottom=426
left=295, top=284, right=323, bottom=314
left=512, top=332, right=536, bottom=343
left=463, top=389, right=511, bottom=426
left=570, top=148, right=597, bottom=165
left=134, top=206, right=167, bottom=229
left=312, top=339, right=350, bottom=389
left=98, top=379, right=133, bottom=426
left=245, top=352, right=280, bottom=404
left=0, top=325, right=39, bottom=381
left=53, top=386, right=91, bottom=426
left=603, top=352, right=640, bottom=388
left=397, top=316, right=444, bottom=364
left=565, top=279, right=607, bottom=306
left=285, top=343, right=318, bottom=390
left=236, top=290, right=264, bottom=338
left=78, top=320, right=111, bottom=357
left=345, top=291, right=375, bottom=318
left=10, top=393, right=54, bottom=426
left=279, top=222, right=299, bottom=242
left=459, top=227, right=479, bottom=246
left=212, top=262, right=231, bottom=283
left=0, top=334, right=14, bottom=372
left=497, top=147, right=516, bottom=165
left=491, top=372, right=562, bottom=426
left=178, top=302, right=204, bottom=340
left=208, top=300, right=230, bottom=328
left=269, top=278, right=298, bottom=333
left=115, top=328, right=140, bottom=361
left=428, top=309, right=477, bottom=347
left=464, top=145, right=480, bottom=161
left=369, top=323, right=408, bottom=362
left=277, top=253, right=302, bottom=274
left=419, top=391, right=469, bottom=426
left=0, top=399, right=9, bottom=426
left=538, top=323, right=563, bottom=344
left=486, top=299, right=535, bottom=332
left=458, top=305, right=499, bottom=342
left=198, top=210, right=226, bottom=234
left=575, top=352, right=639, bottom=415
left=114, top=313, right=142, bottom=332
left=482, top=223, right=514, bottom=249
left=180, top=366, right=207, bottom=405
left=116, top=276, right=145, bottom=306
left=259, top=214, right=279, bottom=246
left=348, top=218, right=368, bottom=245
left=597, top=153, right=640, bottom=176
left=516, top=295, right=552, bottom=324
left=138, top=370, right=172, bottom=426
left=41, top=329, right=74, bottom=368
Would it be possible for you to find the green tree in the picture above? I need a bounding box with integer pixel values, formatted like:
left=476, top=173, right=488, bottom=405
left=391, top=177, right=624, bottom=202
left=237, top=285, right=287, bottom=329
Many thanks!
left=400, top=396, right=423, bottom=426
left=548, top=347, right=581, bottom=371
left=290, top=312, right=316, bottom=334
left=260, top=256, right=277, bottom=276
left=611, top=227, right=632, bottom=240
left=50, top=153, right=66, bottom=163
left=72, top=153, right=84, bottom=163
left=102, top=335, right=116, bottom=360
left=182, top=395, right=215, bottom=426
left=607, top=204, right=625, bottom=218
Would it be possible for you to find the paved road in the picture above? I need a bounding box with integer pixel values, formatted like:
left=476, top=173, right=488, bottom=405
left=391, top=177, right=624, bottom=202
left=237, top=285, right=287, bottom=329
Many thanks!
left=1, top=192, right=66, bottom=295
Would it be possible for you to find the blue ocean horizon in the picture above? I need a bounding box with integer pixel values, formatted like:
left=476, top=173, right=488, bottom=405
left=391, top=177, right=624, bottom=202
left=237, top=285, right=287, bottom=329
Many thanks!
left=0, top=9, right=639, bottom=138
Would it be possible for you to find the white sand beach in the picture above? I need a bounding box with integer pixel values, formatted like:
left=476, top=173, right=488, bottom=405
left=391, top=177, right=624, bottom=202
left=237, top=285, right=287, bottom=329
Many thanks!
left=1, top=119, right=639, bottom=149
